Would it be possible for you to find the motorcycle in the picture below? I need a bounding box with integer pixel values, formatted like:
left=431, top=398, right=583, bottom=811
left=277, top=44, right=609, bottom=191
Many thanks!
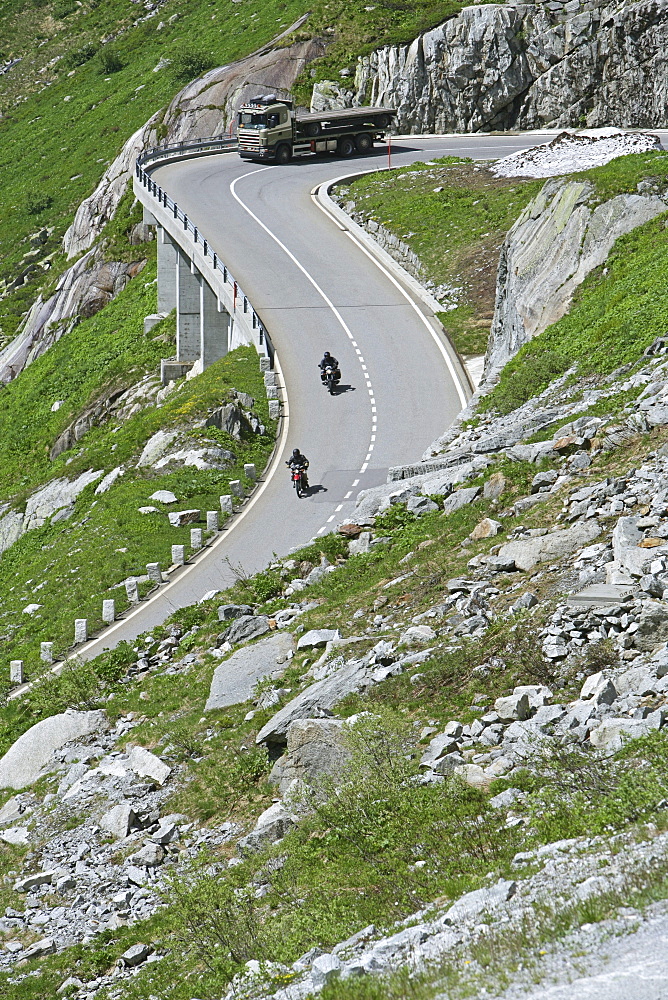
left=320, top=364, right=341, bottom=395
left=288, top=464, right=308, bottom=497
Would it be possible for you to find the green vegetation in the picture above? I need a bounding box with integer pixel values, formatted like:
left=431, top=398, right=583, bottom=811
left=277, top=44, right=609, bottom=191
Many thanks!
left=2, top=425, right=668, bottom=997
left=483, top=208, right=668, bottom=414
left=339, top=160, right=543, bottom=358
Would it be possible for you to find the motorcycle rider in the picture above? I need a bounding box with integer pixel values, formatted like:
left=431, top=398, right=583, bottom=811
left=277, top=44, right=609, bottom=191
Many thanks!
left=318, top=351, right=340, bottom=383
left=286, top=447, right=309, bottom=488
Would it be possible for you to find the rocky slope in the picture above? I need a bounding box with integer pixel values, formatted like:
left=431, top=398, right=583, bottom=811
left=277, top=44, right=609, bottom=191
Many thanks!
left=313, top=0, right=668, bottom=133
left=5, top=328, right=668, bottom=996
left=485, top=175, right=667, bottom=381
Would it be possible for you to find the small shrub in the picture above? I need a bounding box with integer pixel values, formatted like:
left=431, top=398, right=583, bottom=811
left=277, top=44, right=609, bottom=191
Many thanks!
left=171, top=46, right=216, bottom=83
left=64, top=43, right=99, bottom=69
left=24, top=191, right=54, bottom=216
left=578, top=637, right=622, bottom=676
left=94, top=641, right=134, bottom=684
left=483, top=349, right=570, bottom=415
left=528, top=732, right=668, bottom=841
left=374, top=504, right=417, bottom=532
left=98, top=47, right=123, bottom=74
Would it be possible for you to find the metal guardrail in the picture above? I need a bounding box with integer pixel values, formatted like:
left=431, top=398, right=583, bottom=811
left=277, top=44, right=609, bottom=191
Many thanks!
left=135, top=136, right=275, bottom=366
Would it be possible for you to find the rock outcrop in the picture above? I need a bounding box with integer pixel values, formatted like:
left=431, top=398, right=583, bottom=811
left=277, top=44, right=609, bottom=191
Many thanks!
left=314, top=0, right=668, bottom=134
left=484, top=178, right=668, bottom=380
left=0, top=253, right=146, bottom=385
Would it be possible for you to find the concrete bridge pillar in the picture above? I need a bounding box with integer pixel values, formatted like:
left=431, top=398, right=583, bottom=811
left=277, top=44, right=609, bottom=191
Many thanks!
left=201, top=283, right=230, bottom=369
left=157, top=228, right=178, bottom=314
left=176, top=254, right=201, bottom=362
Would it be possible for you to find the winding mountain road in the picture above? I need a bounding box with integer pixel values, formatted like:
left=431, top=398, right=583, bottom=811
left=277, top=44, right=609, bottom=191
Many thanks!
left=75, top=131, right=583, bottom=659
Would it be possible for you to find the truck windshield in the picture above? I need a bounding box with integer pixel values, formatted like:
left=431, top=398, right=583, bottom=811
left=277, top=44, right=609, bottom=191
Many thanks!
left=239, top=113, right=266, bottom=128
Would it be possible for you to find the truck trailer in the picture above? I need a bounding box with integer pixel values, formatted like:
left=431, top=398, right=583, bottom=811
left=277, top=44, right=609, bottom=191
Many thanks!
left=237, top=96, right=396, bottom=163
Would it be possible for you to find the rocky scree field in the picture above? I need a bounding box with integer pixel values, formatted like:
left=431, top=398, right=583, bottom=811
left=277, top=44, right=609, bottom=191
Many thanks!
left=4, top=149, right=668, bottom=998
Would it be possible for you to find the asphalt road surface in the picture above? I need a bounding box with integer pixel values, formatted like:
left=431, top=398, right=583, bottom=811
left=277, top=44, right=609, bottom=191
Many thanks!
left=74, top=130, right=621, bottom=660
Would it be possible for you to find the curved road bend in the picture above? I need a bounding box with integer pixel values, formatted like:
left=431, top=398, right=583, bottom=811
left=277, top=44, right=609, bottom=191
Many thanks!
left=76, top=131, right=582, bottom=660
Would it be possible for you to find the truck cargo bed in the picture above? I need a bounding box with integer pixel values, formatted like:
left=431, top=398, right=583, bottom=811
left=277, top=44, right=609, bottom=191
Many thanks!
left=296, top=106, right=394, bottom=123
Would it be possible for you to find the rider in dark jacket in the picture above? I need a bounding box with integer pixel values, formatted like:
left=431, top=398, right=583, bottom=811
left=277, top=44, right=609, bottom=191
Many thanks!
left=287, top=448, right=309, bottom=487
left=319, top=351, right=339, bottom=370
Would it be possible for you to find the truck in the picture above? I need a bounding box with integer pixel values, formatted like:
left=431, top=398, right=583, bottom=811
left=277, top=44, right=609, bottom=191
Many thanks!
left=236, top=95, right=396, bottom=164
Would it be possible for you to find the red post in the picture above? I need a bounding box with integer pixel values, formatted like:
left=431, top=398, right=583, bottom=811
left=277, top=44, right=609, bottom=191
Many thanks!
left=233, top=281, right=237, bottom=310
left=387, top=135, right=392, bottom=170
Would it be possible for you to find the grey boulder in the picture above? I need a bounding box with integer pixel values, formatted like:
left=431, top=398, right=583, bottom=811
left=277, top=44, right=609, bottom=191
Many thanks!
left=441, top=879, right=516, bottom=925
left=100, top=802, right=139, bottom=839
left=237, top=801, right=295, bottom=855
left=442, top=487, right=481, bottom=515
left=297, top=629, right=341, bottom=651
left=206, top=632, right=294, bottom=711
left=634, top=602, right=668, bottom=652
left=0, top=710, right=108, bottom=790
left=497, top=521, right=601, bottom=572
left=270, top=718, right=348, bottom=795
left=217, top=603, right=253, bottom=621
left=222, top=615, right=270, bottom=645
left=127, top=746, right=171, bottom=785
left=256, top=659, right=373, bottom=746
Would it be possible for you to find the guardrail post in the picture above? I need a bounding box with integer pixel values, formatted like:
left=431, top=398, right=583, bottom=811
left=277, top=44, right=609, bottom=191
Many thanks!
left=190, top=527, right=203, bottom=550
left=173, top=202, right=178, bottom=219
left=203, top=239, right=207, bottom=257
left=183, top=214, right=188, bottom=231
left=10, top=660, right=24, bottom=685
left=193, top=226, right=198, bottom=244
left=41, top=642, right=54, bottom=664
left=146, top=563, right=162, bottom=585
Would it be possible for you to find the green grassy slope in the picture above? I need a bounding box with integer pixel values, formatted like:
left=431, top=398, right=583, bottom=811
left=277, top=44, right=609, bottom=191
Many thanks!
left=483, top=153, right=668, bottom=413
left=340, top=150, right=668, bottom=366
left=0, top=209, right=275, bottom=676
left=337, top=158, right=543, bottom=358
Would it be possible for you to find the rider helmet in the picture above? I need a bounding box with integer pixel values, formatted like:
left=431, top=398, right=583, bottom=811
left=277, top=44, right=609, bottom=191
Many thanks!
left=324, top=351, right=331, bottom=358
left=293, top=448, right=300, bottom=457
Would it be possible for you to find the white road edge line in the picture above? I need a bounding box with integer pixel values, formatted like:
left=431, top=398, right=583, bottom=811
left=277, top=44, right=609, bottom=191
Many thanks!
left=313, top=177, right=470, bottom=410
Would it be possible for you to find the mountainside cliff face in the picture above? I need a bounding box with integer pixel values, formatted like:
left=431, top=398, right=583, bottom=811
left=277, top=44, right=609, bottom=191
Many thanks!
left=484, top=179, right=668, bottom=382
left=312, top=0, right=668, bottom=133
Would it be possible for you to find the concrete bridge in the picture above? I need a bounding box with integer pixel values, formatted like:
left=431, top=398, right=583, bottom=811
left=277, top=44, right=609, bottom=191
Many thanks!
left=135, top=146, right=274, bottom=384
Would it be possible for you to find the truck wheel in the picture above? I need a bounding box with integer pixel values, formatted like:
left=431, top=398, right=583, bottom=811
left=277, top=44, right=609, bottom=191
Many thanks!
left=275, top=144, right=291, bottom=165
left=376, top=114, right=390, bottom=128
left=306, top=122, right=321, bottom=137
left=337, top=136, right=355, bottom=157
left=355, top=132, right=373, bottom=154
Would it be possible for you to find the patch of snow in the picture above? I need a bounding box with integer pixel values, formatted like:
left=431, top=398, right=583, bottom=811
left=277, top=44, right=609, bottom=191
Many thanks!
left=492, top=130, right=663, bottom=179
